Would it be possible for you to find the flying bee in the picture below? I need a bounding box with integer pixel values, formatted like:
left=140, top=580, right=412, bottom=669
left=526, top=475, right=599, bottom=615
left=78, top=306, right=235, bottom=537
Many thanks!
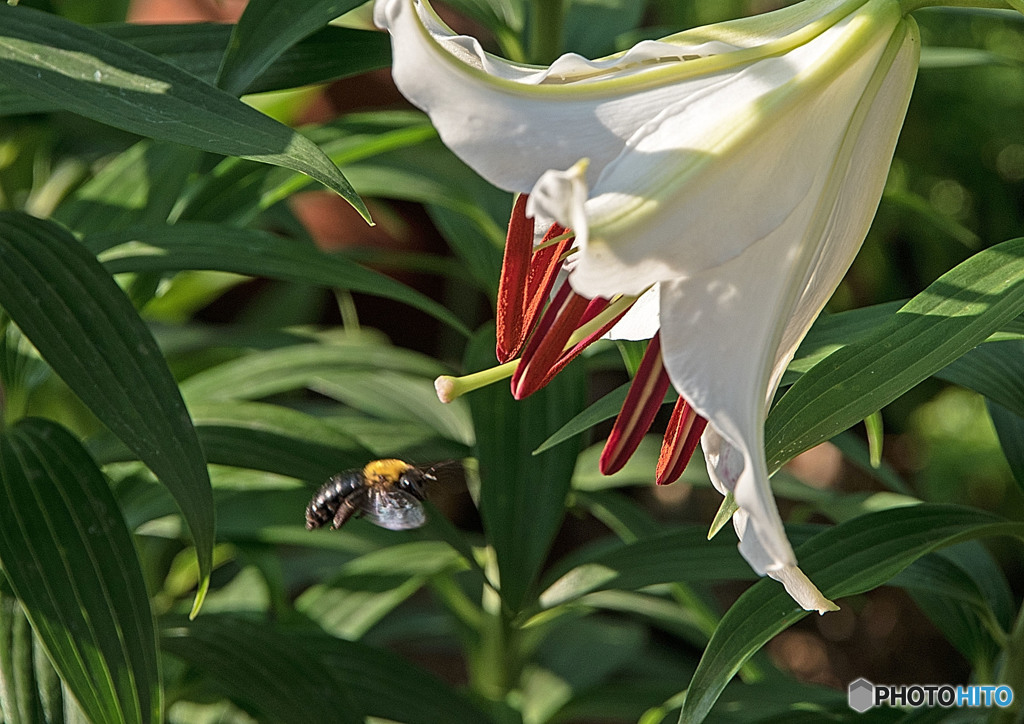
left=305, top=459, right=435, bottom=531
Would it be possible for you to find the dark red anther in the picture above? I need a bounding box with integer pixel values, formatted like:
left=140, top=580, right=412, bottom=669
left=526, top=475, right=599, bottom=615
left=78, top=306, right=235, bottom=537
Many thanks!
left=655, top=398, right=708, bottom=486
left=599, top=333, right=672, bottom=476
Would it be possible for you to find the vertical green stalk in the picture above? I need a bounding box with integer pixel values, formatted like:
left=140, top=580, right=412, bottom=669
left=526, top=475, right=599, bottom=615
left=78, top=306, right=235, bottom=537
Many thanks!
left=528, top=0, right=565, bottom=65
left=471, top=549, right=515, bottom=700
left=0, top=593, right=41, bottom=724
left=994, top=602, right=1024, bottom=723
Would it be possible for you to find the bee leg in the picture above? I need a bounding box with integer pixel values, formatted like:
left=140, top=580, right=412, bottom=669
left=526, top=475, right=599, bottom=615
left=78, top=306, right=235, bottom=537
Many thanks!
left=331, top=488, right=368, bottom=529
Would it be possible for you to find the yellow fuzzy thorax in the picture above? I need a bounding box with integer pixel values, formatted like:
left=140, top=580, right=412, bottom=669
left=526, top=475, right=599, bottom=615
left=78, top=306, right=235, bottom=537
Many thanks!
left=362, top=459, right=412, bottom=485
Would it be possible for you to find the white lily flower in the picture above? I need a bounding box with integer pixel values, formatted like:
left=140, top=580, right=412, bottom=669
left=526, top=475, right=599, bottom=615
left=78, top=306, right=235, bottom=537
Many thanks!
left=378, top=0, right=920, bottom=614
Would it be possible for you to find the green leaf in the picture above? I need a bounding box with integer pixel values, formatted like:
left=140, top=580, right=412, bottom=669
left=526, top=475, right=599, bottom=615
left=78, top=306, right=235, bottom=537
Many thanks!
left=55, top=140, right=200, bottom=235
left=936, top=339, right=1024, bottom=419
left=177, top=339, right=447, bottom=403
left=86, top=223, right=470, bottom=336
left=526, top=617, right=649, bottom=724
left=573, top=590, right=710, bottom=647
left=895, top=550, right=1004, bottom=669
left=98, top=23, right=390, bottom=95
left=574, top=490, right=664, bottom=541
left=563, top=0, right=647, bottom=57
left=988, top=401, right=1024, bottom=493
left=162, top=615, right=492, bottom=724
left=678, top=505, right=1024, bottom=724
left=237, top=25, right=391, bottom=95
left=190, top=401, right=376, bottom=483
left=535, top=382, right=678, bottom=456
left=466, top=325, right=586, bottom=610
left=919, top=46, right=1016, bottom=69
left=51, top=0, right=130, bottom=24
left=765, top=237, right=1024, bottom=473
left=162, top=616, right=360, bottom=724
left=217, top=0, right=366, bottom=96
left=426, top=203, right=507, bottom=296
left=0, top=5, right=368, bottom=220
left=571, top=438, right=663, bottom=491
left=297, top=541, right=466, bottom=639
left=0, top=21, right=390, bottom=104
left=312, top=370, right=475, bottom=445
left=177, top=112, right=438, bottom=225
left=0, top=212, right=214, bottom=615
left=0, top=419, right=159, bottom=724
left=782, top=302, right=905, bottom=385
left=533, top=385, right=625, bottom=455
left=340, top=140, right=509, bottom=244
left=537, top=526, right=752, bottom=610
left=0, top=592, right=43, bottom=724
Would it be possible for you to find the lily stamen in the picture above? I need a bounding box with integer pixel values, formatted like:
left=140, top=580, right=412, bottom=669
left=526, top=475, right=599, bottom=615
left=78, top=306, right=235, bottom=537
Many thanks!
left=656, top=398, right=708, bottom=486
left=435, top=292, right=637, bottom=404
left=495, top=194, right=574, bottom=363
left=495, top=194, right=535, bottom=363
left=510, top=280, right=591, bottom=400
left=599, top=333, right=671, bottom=476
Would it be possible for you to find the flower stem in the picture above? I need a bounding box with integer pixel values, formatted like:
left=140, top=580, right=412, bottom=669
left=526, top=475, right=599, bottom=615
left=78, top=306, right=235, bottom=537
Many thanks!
left=528, top=0, right=565, bottom=64
left=900, top=0, right=1020, bottom=13
left=993, top=602, right=1024, bottom=722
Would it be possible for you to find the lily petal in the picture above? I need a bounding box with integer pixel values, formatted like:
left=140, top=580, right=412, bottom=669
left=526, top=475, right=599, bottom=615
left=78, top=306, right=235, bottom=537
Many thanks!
left=659, top=18, right=919, bottom=610
left=374, top=0, right=876, bottom=193
left=529, top=0, right=910, bottom=297
left=605, top=287, right=660, bottom=341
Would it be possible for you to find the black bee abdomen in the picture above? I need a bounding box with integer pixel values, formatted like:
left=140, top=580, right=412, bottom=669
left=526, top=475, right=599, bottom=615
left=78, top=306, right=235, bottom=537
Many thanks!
left=305, top=471, right=362, bottom=530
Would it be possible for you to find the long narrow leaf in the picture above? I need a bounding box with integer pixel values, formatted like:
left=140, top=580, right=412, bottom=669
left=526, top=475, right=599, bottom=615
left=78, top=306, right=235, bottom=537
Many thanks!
left=936, top=339, right=1024, bottom=419
left=0, top=592, right=42, bottom=724
left=87, top=223, right=470, bottom=336
left=988, top=401, right=1024, bottom=492
left=678, top=505, right=1024, bottom=724
left=55, top=140, right=200, bottom=235
left=162, top=615, right=491, bottom=724
left=190, top=401, right=376, bottom=482
left=537, top=526, right=752, bottom=610
left=0, top=419, right=159, bottom=724
left=766, top=237, right=1024, bottom=472
left=177, top=340, right=447, bottom=402
left=466, top=326, right=586, bottom=610
left=0, top=23, right=390, bottom=115
left=0, top=212, right=214, bottom=614
left=0, top=5, right=368, bottom=220
left=217, top=0, right=366, bottom=96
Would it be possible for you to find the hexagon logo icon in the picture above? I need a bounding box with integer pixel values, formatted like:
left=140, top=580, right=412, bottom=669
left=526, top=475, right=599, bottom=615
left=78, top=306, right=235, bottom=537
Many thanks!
left=848, top=678, right=875, bottom=713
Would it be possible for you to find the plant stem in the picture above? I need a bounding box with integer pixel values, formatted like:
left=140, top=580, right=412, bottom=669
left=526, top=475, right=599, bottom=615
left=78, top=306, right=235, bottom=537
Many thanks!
left=528, top=0, right=564, bottom=65
left=994, top=601, right=1024, bottom=723
left=469, top=549, right=521, bottom=703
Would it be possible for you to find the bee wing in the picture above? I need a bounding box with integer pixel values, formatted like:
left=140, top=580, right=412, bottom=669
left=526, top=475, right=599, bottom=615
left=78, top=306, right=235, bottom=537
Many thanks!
left=361, top=487, right=426, bottom=530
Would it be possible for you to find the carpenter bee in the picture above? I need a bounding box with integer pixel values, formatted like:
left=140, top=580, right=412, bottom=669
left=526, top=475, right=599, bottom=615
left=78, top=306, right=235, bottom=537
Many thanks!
left=305, top=459, right=435, bottom=531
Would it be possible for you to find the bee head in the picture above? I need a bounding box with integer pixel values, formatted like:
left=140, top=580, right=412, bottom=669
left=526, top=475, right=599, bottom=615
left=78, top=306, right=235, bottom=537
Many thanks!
left=362, top=459, right=430, bottom=500
left=397, top=468, right=429, bottom=500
